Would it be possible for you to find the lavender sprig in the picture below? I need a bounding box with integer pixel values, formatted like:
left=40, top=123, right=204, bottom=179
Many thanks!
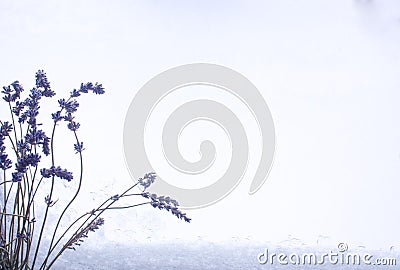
left=137, top=172, right=157, bottom=190
left=138, top=172, right=190, bottom=222
left=64, top=218, right=104, bottom=251
left=142, top=192, right=191, bottom=223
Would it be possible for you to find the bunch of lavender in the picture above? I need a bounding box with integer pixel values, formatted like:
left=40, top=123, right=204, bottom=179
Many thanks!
left=0, top=71, right=190, bottom=270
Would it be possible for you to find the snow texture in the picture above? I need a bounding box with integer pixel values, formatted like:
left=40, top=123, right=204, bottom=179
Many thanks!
left=57, top=241, right=399, bottom=270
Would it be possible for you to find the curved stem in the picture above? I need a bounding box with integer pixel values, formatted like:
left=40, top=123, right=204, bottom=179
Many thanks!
left=41, top=130, right=84, bottom=269
left=98, top=201, right=150, bottom=211
left=30, top=120, right=58, bottom=269
left=45, top=182, right=140, bottom=269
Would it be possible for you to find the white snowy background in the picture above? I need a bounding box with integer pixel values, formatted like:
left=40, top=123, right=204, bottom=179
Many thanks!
left=0, top=0, right=400, bottom=269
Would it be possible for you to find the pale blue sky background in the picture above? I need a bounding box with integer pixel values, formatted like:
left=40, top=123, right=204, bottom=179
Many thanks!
left=0, top=0, right=400, bottom=251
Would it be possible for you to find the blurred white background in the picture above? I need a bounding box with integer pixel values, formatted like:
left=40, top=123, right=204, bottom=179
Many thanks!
left=0, top=0, right=399, bottom=252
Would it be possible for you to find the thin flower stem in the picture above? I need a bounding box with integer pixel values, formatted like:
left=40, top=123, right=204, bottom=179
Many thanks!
left=28, top=177, right=43, bottom=207
left=45, top=191, right=117, bottom=257
left=45, top=183, right=140, bottom=270
left=8, top=188, right=19, bottom=269
left=45, top=181, right=139, bottom=264
left=0, top=180, right=14, bottom=186
left=97, top=201, right=150, bottom=211
left=8, top=102, right=18, bottom=149
left=19, top=166, right=38, bottom=233
left=45, top=212, right=89, bottom=256
left=1, top=180, right=14, bottom=257
left=42, top=130, right=83, bottom=268
left=0, top=212, right=24, bottom=217
left=12, top=183, right=22, bottom=267
left=120, top=193, right=143, bottom=197
left=33, top=98, right=73, bottom=269
left=30, top=120, right=58, bottom=269
left=2, top=169, right=7, bottom=247
left=23, top=204, right=35, bottom=268
left=68, top=182, right=139, bottom=241
left=18, top=122, right=22, bottom=144
left=14, top=173, right=32, bottom=265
